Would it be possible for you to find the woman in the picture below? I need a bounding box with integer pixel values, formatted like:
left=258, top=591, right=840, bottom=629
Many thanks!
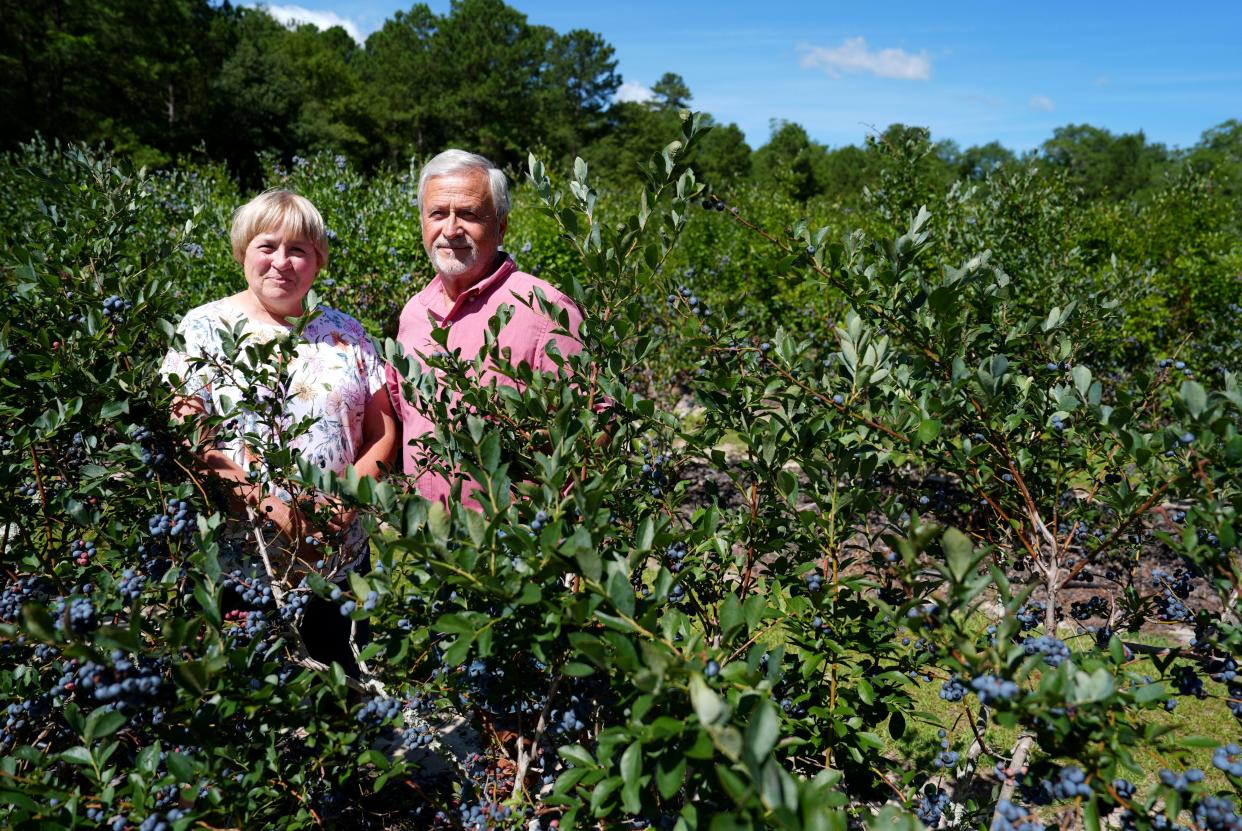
left=161, top=188, right=396, bottom=672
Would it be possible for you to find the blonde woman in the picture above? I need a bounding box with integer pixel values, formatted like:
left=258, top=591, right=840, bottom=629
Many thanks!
left=162, top=189, right=395, bottom=671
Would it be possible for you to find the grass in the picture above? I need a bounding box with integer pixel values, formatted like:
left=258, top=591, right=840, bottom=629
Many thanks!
left=890, top=624, right=1236, bottom=807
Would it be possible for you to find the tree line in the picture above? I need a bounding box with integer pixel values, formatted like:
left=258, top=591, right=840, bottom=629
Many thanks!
left=3, top=0, right=1240, bottom=201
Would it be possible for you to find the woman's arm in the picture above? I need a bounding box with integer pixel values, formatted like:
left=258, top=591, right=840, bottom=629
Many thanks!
left=352, top=386, right=399, bottom=480
left=321, top=387, right=398, bottom=534
left=171, top=394, right=310, bottom=549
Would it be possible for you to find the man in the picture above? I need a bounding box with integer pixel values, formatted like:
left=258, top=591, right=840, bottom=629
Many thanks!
left=386, top=149, right=586, bottom=505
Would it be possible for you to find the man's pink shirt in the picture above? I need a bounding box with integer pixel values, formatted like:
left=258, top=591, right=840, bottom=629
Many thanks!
left=385, top=255, right=585, bottom=505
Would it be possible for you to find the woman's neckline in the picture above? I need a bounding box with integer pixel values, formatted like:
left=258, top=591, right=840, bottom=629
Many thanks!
left=219, top=292, right=316, bottom=328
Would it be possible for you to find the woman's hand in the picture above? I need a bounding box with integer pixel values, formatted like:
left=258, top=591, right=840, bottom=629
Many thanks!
left=255, top=494, right=323, bottom=564
left=313, top=493, right=357, bottom=536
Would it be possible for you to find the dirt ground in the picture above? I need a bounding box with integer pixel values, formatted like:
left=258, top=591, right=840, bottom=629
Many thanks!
left=677, top=456, right=1231, bottom=641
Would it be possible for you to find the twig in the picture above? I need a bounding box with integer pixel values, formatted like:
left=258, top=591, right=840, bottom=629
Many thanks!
left=992, top=735, right=1035, bottom=820
left=513, top=669, right=565, bottom=797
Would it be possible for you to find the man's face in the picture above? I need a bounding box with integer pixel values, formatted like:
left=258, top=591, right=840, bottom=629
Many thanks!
left=420, top=169, right=507, bottom=295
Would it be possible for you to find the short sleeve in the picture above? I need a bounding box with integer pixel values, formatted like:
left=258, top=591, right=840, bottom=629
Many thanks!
left=358, top=335, right=385, bottom=396
left=385, top=361, right=406, bottom=421
left=160, top=308, right=220, bottom=415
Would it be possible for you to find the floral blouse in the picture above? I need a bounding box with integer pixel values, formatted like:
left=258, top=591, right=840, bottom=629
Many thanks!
left=161, top=300, right=384, bottom=573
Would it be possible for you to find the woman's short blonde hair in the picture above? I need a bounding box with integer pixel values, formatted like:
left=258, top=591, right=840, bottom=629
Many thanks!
left=230, top=189, right=329, bottom=267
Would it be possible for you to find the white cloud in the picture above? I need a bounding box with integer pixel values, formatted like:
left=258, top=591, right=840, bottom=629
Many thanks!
left=1028, top=94, right=1056, bottom=111
left=799, top=37, right=932, bottom=81
left=259, top=4, right=364, bottom=44
left=1094, top=75, right=1112, bottom=87
left=615, top=80, right=656, bottom=104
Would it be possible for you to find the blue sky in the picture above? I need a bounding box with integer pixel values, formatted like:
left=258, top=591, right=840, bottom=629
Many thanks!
left=254, top=1, right=1242, bottom=152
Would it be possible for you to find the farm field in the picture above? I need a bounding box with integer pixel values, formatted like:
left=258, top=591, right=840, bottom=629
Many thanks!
left=1, top=114, right=1241, bottom=831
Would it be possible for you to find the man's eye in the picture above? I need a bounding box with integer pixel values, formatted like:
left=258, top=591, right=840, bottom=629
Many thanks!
left=459, top=212, right=477, bottom=221
left=428, top=210, right=446, bottom=219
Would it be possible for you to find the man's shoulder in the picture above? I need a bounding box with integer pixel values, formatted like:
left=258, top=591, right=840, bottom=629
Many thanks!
left=499, top=268, right=579, bottom=315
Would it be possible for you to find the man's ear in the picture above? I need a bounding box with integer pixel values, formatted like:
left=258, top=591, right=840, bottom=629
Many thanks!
left=498, top=215, right=509, bottom=244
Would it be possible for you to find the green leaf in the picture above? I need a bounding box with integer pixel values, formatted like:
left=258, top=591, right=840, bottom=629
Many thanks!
left=745, top=699, right=780, bottom=761
left=942, top=527, right=976, bottom=583
left=85, top=708, right=127, bottom=742
left=719, top=594, right=743, bottom=640
left=914, top=418, right=941, bottom=447
left=605, top=565, right=635, bottom=617
left=100, top=400, right=130, bottom=419
left=166, top=751, right=195, bottom=783
left=60, top=746, right=93, bottom=766
left=620, top=741, right=642, bottom=812
left=428, top=502, right=450, bottom=539
left=656, top=755, right=686, bottom=799
left=1072, top=364, right=1093, bottom=396
left=558, top=744, right=597, bottom=769
left=1180, top=380, right=1207, bottom=418
left=689, top=675, right=725, bottom=726
left=856, top=678, right=875, bottom=706
left=1084, top=796, right=1101, bottom=831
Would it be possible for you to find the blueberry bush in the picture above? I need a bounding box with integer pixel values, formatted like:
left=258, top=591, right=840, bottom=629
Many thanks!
left=1, top=115, right=1240, bottom=830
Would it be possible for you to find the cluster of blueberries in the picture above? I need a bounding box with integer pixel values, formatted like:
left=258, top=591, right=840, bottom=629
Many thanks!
left=1193, top=796, right=1242, bottom=831
left=665, top=540, right=688, bottom=573
left=1069, top=595, right=1108, bottom=621
left=132, top=425, right=170, bottom=480
left=56, top=650, right=165, bottom=710
left=223, top=569, right=274, bottom=608
left=636, top=442, right=672, bottom=497
left=223, top=608, right=268, bottom=645
left=1015, top=601, right=1046, bottom=631
left=1151, top=567, right=1197, bottom=623
left=668, top=285, right=710, bottom=318
left=2, top=695, right=51, bottom=751
left=147, top=499, right=195, bottom=541
left=991, top=799, right=1044, bottom=831
left=1158, top=357, right=1197, bottom=381
left=970, top=674, right=1019, bottom=705
left=356, top=695, right=402, bottom=729
left=933, top=728, right=958, bottom=768
left=939, top=675, right=967, bottom=702
left=1020, top=635, right=1071, bottom=667
left=101, top=295, right=132, bottom=318
left=1032, top=765, right=1091, bottom=801
left=914, top=786, right=950, bottom=826
left=70, top=537, right=96, bottom=567
left=55, top=593, right=98, bottom=636
left=117, top=568, right=146, bottom=602
left=0, top=577, right=48, bottom=623
left=1213, top=743, right=1242, bottom=777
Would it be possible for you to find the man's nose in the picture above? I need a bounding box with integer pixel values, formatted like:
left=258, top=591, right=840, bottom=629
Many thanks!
left=443, top=211, right=463, bottom=236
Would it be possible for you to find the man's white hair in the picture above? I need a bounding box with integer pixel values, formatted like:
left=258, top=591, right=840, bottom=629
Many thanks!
left=418, top=149, right=510, bottom=221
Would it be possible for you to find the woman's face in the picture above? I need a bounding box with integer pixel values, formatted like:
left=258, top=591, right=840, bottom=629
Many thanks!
left=242, top=224, right=321, bottom=317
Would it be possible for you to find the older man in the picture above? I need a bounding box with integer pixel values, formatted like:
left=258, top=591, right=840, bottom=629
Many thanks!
left=386, top=149, right=585, bottom=504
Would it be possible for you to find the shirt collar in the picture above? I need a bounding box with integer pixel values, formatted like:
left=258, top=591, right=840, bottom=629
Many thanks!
left=417, top=254, right=517, bottom=320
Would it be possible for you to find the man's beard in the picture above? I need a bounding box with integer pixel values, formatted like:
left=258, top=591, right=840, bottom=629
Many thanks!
left=429, top=236, right=478, bottom=277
